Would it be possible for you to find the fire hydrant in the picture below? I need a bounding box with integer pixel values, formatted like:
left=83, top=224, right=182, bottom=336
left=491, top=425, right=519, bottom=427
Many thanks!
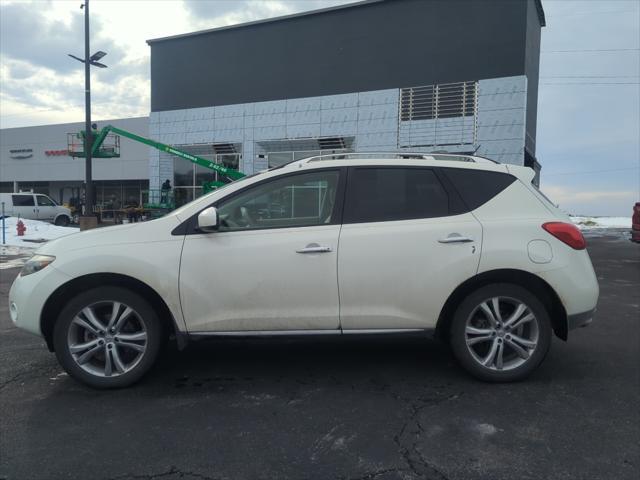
left=16, top=219, right=26, bottom=236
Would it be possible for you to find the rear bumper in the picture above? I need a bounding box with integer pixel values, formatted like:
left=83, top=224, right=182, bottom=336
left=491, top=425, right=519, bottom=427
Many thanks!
left=567, top=308, right=595, bottom=330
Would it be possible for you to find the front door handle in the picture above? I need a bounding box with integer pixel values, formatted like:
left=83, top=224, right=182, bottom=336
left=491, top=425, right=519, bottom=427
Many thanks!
left=438, top=234, right=474, bottom=244
left=296, top=243, right=333, bottom=254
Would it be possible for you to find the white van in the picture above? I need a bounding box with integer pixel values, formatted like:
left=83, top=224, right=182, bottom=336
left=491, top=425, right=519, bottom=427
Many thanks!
left=0, top=192, right=72, bottom=226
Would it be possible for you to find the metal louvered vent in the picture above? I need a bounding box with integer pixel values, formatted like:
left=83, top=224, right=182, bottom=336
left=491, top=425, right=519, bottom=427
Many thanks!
left=400, top=81, right=477, bottom=121
left=318, top=137, right=347, bottom=150
left=212, top=143, right=238, bottom=154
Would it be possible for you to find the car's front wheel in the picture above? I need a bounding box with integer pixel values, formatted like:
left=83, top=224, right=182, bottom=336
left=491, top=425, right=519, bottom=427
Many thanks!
left=449, top=283, right=552, bottom=382
left=53, top=287, right=163, bottom=388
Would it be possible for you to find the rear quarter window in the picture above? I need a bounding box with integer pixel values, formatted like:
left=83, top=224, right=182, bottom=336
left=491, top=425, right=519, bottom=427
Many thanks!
left=442, top=168, right=516, bottom=210
left=12, top=194, right=35, bottom=207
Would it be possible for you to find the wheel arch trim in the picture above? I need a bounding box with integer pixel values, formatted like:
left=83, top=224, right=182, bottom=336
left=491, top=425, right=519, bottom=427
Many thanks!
left=436, top=268, right=569, bottom=341
left=40, top=272, right=187, bottom=352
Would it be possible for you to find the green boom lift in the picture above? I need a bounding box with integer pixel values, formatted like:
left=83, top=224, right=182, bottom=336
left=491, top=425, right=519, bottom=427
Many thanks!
left=68, top=125, right=245, bottom=209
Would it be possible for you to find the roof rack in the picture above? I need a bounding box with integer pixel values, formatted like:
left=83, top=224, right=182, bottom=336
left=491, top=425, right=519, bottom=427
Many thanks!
left=303, top=152, right=498, bottom=164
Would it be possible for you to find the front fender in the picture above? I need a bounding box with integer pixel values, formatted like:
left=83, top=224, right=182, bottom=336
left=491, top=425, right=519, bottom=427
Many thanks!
left=51, top=239, right=187, bottom=332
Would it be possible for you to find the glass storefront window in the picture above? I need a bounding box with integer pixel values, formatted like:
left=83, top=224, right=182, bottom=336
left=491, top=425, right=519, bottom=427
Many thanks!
left=219, top=154, right=239, bottom=170
left=195, top=164, right=216, bottom=187
left=267, top=152, right=293, bottom=168
left=294, top=150, right=322, bottom=161
left=174, top=158, right=194, bottom=187
left=175, top=150, right=241, bottom=191
left=267, top=149, right=348, bottom=168
left=173, top=188, right=195, bottom=207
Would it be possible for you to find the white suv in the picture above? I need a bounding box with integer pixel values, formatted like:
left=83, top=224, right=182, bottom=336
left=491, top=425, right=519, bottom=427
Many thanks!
left=8, top=153, right=599, bottom=388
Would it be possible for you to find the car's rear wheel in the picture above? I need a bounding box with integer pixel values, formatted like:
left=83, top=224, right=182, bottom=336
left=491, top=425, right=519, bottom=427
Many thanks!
left=53, top=287, right=163, bottom=388
left=449, top=283, right=552, bottom=382
left=54, top=216, right=70, bottom=227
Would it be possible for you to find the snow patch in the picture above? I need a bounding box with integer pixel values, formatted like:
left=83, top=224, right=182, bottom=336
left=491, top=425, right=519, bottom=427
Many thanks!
left=570, top=216, right=632, bottom=230
left=0, top=216, right=78, bottom=247
left=472, top=423, right=499, bottom=438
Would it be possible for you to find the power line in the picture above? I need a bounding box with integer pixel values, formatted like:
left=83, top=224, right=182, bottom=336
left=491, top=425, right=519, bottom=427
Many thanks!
left=546, top=9, right=640, bottom=17
left=542, top=48, right=640, bottom=53
left=544, top=167, right=640, bottom=177
left=541, top=75, right=640, bottom=78
left=542, top=82, right=640, bottom=85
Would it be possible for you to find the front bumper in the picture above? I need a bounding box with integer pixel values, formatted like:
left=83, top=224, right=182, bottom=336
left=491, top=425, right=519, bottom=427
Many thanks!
left=8, top=265, right=71, bottom=337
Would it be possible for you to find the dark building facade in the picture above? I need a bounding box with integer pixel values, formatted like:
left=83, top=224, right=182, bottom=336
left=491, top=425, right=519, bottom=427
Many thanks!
left=147, top=0, right=545, bottom=201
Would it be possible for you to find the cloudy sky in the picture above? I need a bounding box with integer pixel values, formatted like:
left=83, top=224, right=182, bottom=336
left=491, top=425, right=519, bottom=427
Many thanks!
left=1, top=0, right=639, bottom=216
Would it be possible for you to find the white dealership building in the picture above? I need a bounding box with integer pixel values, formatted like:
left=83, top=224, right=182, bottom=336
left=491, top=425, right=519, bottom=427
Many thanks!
left=0, top=117, right=149, bottom=207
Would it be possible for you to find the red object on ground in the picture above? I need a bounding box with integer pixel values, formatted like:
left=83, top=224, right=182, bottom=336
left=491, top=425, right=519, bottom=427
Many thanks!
left=16, top=219, right=26, bottom=237
left=632, top=202, right=640, bottom=243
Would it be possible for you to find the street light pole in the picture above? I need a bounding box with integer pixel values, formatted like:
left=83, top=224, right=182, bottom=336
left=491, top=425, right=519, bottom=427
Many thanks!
left=83, top=0, right=93, bottom=218
left=68, top=1, right=107, bottom=229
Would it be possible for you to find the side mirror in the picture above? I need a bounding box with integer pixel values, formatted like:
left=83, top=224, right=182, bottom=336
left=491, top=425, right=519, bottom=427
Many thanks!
left=197, top=207, right=218, bottom=232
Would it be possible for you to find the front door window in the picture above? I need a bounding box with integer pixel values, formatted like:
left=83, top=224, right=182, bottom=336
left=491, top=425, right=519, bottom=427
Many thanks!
left=216, top=170, right=340, bottom=231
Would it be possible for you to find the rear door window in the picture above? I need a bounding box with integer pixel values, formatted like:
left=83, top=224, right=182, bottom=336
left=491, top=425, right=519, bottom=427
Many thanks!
left=12, top=195, right=35, bottom=207
left=442, top=168, right=516, bottom=210
left=343, top=167, right=450, bottom=223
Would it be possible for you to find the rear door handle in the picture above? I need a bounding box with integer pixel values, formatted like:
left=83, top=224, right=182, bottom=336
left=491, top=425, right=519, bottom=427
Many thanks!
left=296, top=243, right=333, bottom=254
left=438, top=234, right=474, bottom=244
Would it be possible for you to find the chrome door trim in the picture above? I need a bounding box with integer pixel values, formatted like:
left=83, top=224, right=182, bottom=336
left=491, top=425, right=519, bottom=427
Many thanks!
left=188, top=328, right=431, bottom=337
left=189, top=329, right=342, bottom=337
left=341, top=328, right=427, bottom=335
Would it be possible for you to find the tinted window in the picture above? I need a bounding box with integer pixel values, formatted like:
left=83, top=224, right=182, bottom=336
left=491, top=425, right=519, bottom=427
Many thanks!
left=442, top=168, right=516, bottom=210
left=36, top=195, right=56, bottom=206
left=344, top=168, right=449, bottom=223
left=216, top=170, right=340, bottom=231
left=12, top=195, right=34, bottom=206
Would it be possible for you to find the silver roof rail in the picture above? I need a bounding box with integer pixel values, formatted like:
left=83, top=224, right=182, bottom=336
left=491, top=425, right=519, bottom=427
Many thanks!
left=303, top=152, right=498, bottom=164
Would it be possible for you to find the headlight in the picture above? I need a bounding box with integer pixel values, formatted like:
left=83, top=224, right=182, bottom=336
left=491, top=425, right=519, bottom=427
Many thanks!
left=20, top=255, right=56, bottom=277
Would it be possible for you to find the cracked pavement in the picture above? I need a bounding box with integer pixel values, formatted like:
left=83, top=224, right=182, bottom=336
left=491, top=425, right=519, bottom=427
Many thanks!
left=1, top=233, right=638, bottom=480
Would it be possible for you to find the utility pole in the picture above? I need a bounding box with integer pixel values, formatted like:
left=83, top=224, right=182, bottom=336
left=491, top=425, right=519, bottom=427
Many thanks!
left=83, top=0, right=94, bottom=222
left=69, top=1, right=106, bottom=228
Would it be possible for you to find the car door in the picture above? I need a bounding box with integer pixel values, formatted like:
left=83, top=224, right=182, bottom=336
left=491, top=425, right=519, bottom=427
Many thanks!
left=179, top=168, right=345, bottom=332
left=35, top=195, right=57, bottom=221
left=11, top=194, right=37, bottom=220
left=337, top=166, right=482, bottom=330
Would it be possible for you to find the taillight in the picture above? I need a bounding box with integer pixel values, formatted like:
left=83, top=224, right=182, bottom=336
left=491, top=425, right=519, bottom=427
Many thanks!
left=542, top=222, right=586, bottom=250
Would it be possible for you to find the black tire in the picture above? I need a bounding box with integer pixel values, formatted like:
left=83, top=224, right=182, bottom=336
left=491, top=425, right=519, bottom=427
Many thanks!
left=54, top=215, right=70, bottom=227
left=53, top=287, right=163, bottom=389
left=449, top=283, right=552, bottom=382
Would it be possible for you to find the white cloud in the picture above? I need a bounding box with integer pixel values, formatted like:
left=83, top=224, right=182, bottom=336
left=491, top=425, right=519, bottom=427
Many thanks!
left=542, top=184, right=638, bottom=217
left=0, top=0, right=355, bottom=128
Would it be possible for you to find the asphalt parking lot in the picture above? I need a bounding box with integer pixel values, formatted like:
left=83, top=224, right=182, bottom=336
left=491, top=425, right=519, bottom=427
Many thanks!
left=1, top=232, right=638, bottom=480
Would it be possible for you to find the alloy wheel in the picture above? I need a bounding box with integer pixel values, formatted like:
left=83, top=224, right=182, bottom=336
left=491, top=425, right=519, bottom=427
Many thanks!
left=464, top=296, right=540, bottom=371
left=67, top=301, right=148, bottom=378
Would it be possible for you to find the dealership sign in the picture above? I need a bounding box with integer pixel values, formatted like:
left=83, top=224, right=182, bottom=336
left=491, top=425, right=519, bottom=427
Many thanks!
left=45, top=149, right=69, bottom=156
left=9, top=148, right=33, bottom=159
